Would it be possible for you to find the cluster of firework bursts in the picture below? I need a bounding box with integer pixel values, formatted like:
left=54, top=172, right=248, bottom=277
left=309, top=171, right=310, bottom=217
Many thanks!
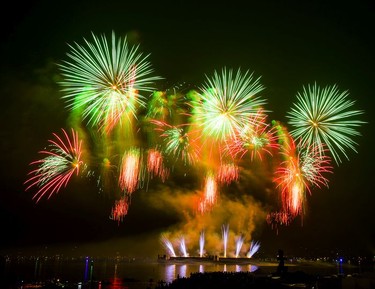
left=24, top=32, right=365, bottom=234
left=160, top=226, right=261, bottom=258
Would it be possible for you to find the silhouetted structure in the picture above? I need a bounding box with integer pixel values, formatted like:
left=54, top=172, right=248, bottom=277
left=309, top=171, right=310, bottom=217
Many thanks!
left=276, top=249, right=287, bottom=274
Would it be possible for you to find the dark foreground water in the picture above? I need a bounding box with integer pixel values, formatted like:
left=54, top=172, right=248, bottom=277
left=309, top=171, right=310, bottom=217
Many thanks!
left=0, top=256, right=373, bottom=289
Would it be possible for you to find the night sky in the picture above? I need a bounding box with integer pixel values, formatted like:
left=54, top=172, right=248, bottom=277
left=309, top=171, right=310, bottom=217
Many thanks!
left=0, top=0, right=374, bottom=258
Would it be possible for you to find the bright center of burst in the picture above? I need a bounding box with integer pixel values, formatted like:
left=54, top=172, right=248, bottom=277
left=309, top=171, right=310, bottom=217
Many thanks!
left=72, top=161, right=79, bottom=168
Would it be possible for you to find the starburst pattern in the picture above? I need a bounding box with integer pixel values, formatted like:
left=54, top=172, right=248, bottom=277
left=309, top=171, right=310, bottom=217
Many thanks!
left=287, top=83, right=365, bottom=164
left=59, top=31, right=161, bottom=133
left=25, top=128, right=84, bottom=202
left=192, top=68, right=266, bottom=141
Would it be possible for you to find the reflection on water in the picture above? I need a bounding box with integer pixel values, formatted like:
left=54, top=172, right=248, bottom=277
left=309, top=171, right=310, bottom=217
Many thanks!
left=1, top=256, right=368, bottom=289
left=164, top=264, right=175, bottom=283
left=161, top=262, right=259, bottom=286
left=178, top=264, right=186, bottom=278
left=248, top=264, right=258, bottom=272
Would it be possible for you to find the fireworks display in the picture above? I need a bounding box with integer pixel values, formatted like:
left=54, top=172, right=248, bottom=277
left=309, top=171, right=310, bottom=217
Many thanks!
left=222, top=224, right=230, bottom=258
left=25, top=31, right=365, bottom=245
left=25, top=128, right=84, bottom=203
left=159, top=227, right=261, bottom=258
left=58, top=31, right=161, bottom=133
left=235, top=235, right=245, bottom=258
left=287, top=83, right=365, bottom=165
left=192, top=68, right=266, bottom=141
left=247, top=241, right=261, bottom=258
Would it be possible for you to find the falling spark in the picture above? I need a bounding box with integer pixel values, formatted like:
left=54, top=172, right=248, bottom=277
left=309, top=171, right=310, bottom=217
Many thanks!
left=119, top=148, right=141, bottom=193
left=217, top=163, right=239, bottom=185
left=109, top=196, right=130, bottom=224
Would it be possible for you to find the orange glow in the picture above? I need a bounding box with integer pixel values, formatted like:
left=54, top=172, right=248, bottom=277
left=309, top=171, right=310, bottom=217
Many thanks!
left=217, top=163, right=239, bottom=185
left=119, top=149, right=140, bottom=193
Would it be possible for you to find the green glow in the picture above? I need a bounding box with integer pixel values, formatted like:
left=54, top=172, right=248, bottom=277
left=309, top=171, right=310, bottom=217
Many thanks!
left=59, top=31, right=162, bottom=132
left=287, top=83, right=365, bottom=164
left=192, top=68, right=266, bottom=141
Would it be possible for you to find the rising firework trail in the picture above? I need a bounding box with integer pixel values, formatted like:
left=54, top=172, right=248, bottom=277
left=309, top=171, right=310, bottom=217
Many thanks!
left=222, top=224, right=229, bottom=258
left=247, top=241, right=261, bottom=258
left=25, top=128, right=84, bottom=203
left=235, top=235, right=245, bottom=258
left=179, top=237, right=189, bottom=257
left=287, top=83, right=365, bottom=164
left=199, top=230, right=205, bottom=257
left=161, top=235, right=176, bottom=257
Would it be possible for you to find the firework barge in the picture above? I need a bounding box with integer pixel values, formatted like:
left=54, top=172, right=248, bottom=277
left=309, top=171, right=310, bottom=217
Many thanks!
left=157, top=255, right=262, bottom=265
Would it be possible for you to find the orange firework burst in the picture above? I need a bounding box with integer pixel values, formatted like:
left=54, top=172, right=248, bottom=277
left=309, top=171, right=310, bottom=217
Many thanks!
left=197, top=171, right=219, bottom=214
left=225, top=111, right=279, bottom=161
left=217, top=163, right=239, bottom=185
left=274, top=139, right=307, bottom=216
left=110, top=196, right=130, bottom=224
left=274, top=138, right=333, bottom=217
left=266, top=211, right=294, bottom=234
left=147, top=148, right=169, bottom=181
left=118, top=148, right=141, bottom=193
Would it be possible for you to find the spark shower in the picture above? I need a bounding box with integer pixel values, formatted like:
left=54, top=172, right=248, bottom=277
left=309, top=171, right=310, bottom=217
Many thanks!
left=24, top=31, right=365, bottom=248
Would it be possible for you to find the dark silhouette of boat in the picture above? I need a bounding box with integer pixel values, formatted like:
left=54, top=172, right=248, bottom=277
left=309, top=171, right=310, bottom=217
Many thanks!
left=157, top=254, right=257, bottom=264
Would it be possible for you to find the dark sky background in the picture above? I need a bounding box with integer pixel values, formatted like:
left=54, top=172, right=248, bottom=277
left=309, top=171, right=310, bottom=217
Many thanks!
left=0, top=0, right=374, bottom=258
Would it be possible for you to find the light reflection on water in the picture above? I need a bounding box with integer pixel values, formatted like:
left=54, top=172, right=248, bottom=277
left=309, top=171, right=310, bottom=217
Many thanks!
left=1, top=257, right=365, bottom=289
left=162, top=263, right=258, bottom=284
left=164, top=264, right=175, bottom=283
